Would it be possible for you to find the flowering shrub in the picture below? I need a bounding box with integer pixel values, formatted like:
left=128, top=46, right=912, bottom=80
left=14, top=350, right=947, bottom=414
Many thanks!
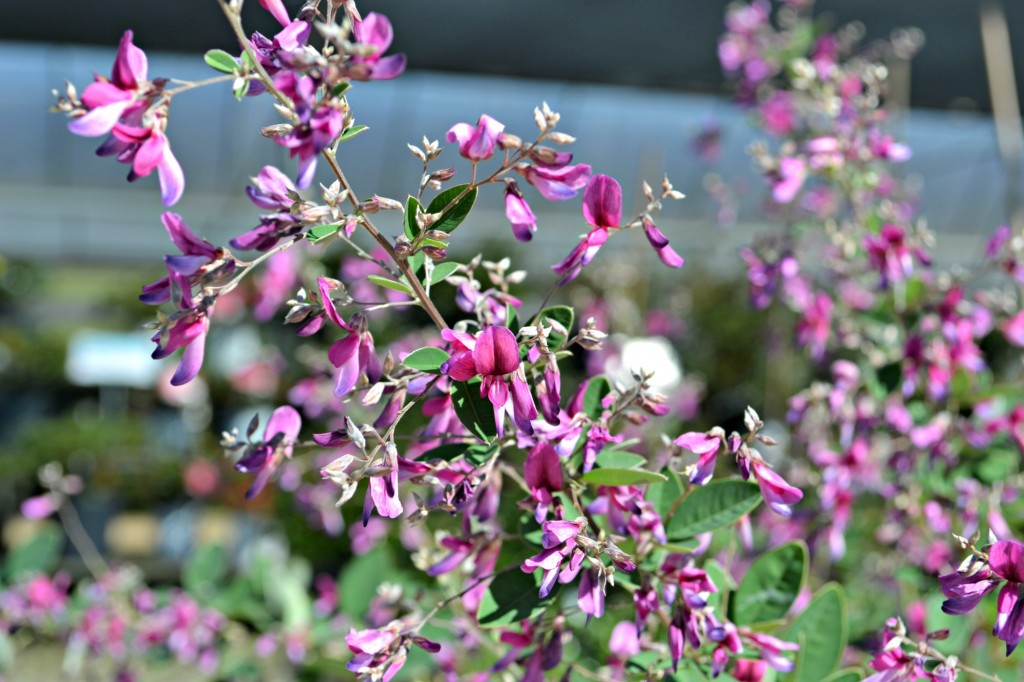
left=3, top=0, right=1019, bottom=680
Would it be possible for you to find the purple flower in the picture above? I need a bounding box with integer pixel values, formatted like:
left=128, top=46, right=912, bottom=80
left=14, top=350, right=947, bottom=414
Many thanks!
left=504, top=179, right=538, bottom=241
left=140, top=212, right=229, bottom=306
left=350, top=13, right=407, bottom=81
left=990, top=540, right=1024, bottom=654
left=771, top=157, right=805, bottom=204
left=319, top=278, right=382, bottom=397
left=151, top=309, right=210, bottom=386
left=524, top=441, right=563, bottom=522
left=231, top=166, right=306, bottom=251
left=447, top=114, right=505, bottom=161
left=441, top=326, right=537, bottom=438
left=642, top=217, right=685, bottom=268
left=553, top=174, right=620, bottom=282
left=521, top=162, right=592, bottom=201
left=521, top=518, right=586, bottom=598
left=864, top=224, right=914, bottom=286
left=578, top=568, right=605, bottom=619
left=235, top=405, right=302, bottom=499
left=67, top=31, right=147, bottom=138
left=750, top=461, right=803, bottom=517
left=674, top=431, right=722, bottom=485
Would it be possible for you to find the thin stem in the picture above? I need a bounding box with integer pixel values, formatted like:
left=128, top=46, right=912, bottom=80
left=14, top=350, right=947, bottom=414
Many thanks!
left=56, top=498, right=108, bottom=579
left=210, top=236, right=301, bottom=297
left=164, top=73, right=256, bottom=97
left=411, top=563, right=519, bottom=634
left=321, top=149, right=450, bottom=330
left=217, top=0, right=290, bottom=107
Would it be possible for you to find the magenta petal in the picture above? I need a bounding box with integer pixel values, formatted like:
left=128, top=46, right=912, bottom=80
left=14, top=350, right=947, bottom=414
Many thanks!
left=990, top=540, right=1024, bottom=583
left=582, top=174, right=622, bottom=229
left=80, top=81, right=132, bottom=109
left=133, top=131, right=164, bottom=177
left=656, top=244, right=685, bottom=268
left=369, top=476, right=403, bottom=519
left=112, top=30, right=148, bottom=89
left=68, top=101, right=131, bottom=137
left=259, top=0, right=291, bottom=26
left=265, top=405, right=302, bottom=443
left=444, top=351, right=478, bottom=382
left=510, top=373, right=538, bottom=433
left=354, top=12, right=394, bottom=51
left=328, top=333, right=360, bottom=368
left=475, top=326, right=519, bottom=376
left=525, top=441, right=563, bottom=493
left=370, top=53, right=406, bottom=80
left=317, top=277, right=350, bottom=329
left=158, top=143, right=185, bottom=206
left=170, top=324, right=207, bottom=386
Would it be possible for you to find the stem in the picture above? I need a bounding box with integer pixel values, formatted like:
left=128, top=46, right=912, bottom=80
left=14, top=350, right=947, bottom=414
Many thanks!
left=210, top=236, right=301, bottom=297
left=321, top=149, right=450, bottom=330
left=56, top=498, right=108, bottom=579
left=411, top=563, right=519, bottom=634
left=164, top=73, right=256, bottom=97
left=217, top=0, right=291, bottom=107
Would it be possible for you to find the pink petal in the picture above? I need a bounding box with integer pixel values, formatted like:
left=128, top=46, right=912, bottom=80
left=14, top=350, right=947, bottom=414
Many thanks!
left=67, top=100, right=131, bottom=137
left=582, top=174, right=622, bottom=229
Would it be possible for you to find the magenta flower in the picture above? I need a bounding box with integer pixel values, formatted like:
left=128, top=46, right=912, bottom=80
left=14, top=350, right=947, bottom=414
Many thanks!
left=235, top=405, right=302, bottom=499
left=441, top=325, right=537, bottom=438
left=447, top=114, right=505, bottom=161
left=864, top=224, right=914, bottom=286
left=259, top=0, right=290, bottom=26
left=524, top=441, right=563, bottom=522
left=553, top=174, right=620, bottom=282
left=521, top=162, right=592, bottom=201
left=318, top=278, right=381, bottom=397
left=521, top=518, right=586, bottom=598
left=67, top=31, right=184, bottom=205
left=795, top=292, right=833, bottom=360
left=504, top=179, right=538, bottom=241
left=151, top=308, right=210, bottom=387
left=232, top=165, right=304, bottom=251
left=985, top=540, right=1024, bottom=654
left=771, top=157, right=805, bottom=204
left=642, top=217, right=685, bottom=268
left=750, top=461, right=803, bottom=517
left=363, top=442, right=403, bottom=523
left=140, top=212, right=229, bottom=306
left=350, top=13, right=407, bottom=81
left=675, top=431, right=722, bottom=486
left=578, top=568, right=605, bottom=619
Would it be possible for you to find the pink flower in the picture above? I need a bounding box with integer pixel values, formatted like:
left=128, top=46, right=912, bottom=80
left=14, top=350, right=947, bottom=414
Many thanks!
left=318, top=278, right=382, bottom=397
left=447, top=114, right=504, bottom=161
left=524, top=441, right=563, bottom=521
left=750, top=461, right=803, bottom=517
left=441, top=325, right=537, bottom=438
left=504, top=179, right=538, bottom=241
left=234, top=405, right=302, bottom=499
left=351, top=13, right=407, bottom=81
left=675, top=431, right=722, bottom=485
left=521, top=162, right=592, bottom=201
left=771, top=157, right=805, bottom=204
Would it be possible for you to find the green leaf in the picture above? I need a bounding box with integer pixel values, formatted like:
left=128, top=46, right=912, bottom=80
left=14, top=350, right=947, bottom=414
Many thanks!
left=402, top=347, right=450, bottom=373
left=477, top=567, right=552, bottom=627
left=182, top=543, right=229, bottom=604
left=339, top=124, right=369, bottom=142
left=540, top=305, right=574, bottom=350
left=240, top=50, right=256, bottom=71
left=425, top=184, right=478, bottom=235
left=4, top=524, right=63, bottom=581
left=785, top=583, right=847, bottom=682
left=428, top=261, right=460, bottom=285
left=649, top=468, right=685, bottom=522
left=404, top=195, right=423, bottom=239
left=450, top=380, right=498, bottom=442
left=421, top=237, right=449, bottom=250
left=338, top=545, right=394, bottom=619
left=505, top=303, right=519, bottom=329
left=666, top=479, right=761, bottom=539
left=594, top=449, right=647, bottom=469
left=419, top=441, right=497, bottom=466
left=582, top=376, right=612, bottom=419
left=367, top=274, right=413, bottom=296
left=581, top=467, right=667, bottom=486
left=232, top=79, right=250, bottom=100
left=730, top=541, right=807, bottom=625
left=204, top=49, right=238, bottom=74
left=822, top=669, right=863, bottom=682
left=305, top=223, right=340, bottom=244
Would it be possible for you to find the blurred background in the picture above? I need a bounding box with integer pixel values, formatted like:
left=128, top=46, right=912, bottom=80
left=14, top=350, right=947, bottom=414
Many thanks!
left=0, top=0, right=1021, bottom=676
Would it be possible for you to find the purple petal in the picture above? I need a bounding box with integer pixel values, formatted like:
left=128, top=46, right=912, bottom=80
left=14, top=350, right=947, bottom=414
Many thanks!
left=582, top=175, right=622, bottom=229
left=170, top=323, right=208, bottom=386
left=991, top=540, right=1024, bottom=583
left=158, top=145, right=185, bottom=206
left=265, top=405, right=302, bottom=442
left=112, top=30, right=147, bottom=89
left=370, top=53, right=406, bottom=81
left=68, top=101, right=131, bottom=137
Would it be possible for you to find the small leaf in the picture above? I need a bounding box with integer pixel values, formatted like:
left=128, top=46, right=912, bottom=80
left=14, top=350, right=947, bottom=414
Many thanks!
left=420, top=441, right=498, bottom=465
left=367, top=275, right=413, bottom=296
left=730, top=541, right=808, bottom=625
left=4, top=524, right=63, bottom=581
left=785, top=583, right=847, bottom=682
left=404, top=195, right=423, bottom=239
left=428, top=261, right=460, bottom=285
left=822, top=669, right=863, bottom=682
left=306, top=223, right=340, bottom=244
left=505, top=303, right=519, bottom=329
left=204, top=49, right=238, bottom=74
left=402, top=347, right=450, bottom=373
left=594, top=449, right=647, bottom=469
left=540, top=305, right=574, bottom=350
left=240, top=50, right=256, bottom=71
left=581, top=467, right=667, bottom=486
left=464, top=442, right=500, bottom=466
left=421, top=237, right=449, bottom=250
left=330, top=81, right=350, bottom=97
left=582, top=375, right=612, bottom=419
left=232, top=79, right=250, bottom=100
left=339, top=124, right=369, bottom=142
left=666, top=479, right=761, bottom=539
left=477, top=567, right=552, bottom=627
left=450, top=380, right=497, bottom=442
left=338, top=545, right=395, bottom=619
left=426, top=184, right=478, bottom=235
left=649, top=468, right=685, bottom=522
left=182, top=543, right=229, bottom=604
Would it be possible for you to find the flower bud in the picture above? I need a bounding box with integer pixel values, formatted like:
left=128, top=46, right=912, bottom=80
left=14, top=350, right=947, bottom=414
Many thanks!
left=422, top=245, right=448, bottom=261
left=498, top=132, right=522, bottom=150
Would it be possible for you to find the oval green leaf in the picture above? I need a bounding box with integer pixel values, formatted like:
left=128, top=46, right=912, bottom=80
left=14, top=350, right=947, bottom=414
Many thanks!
left=426, top=184, right=477, bottom=235
left=822, top=669, right=863, bottom=682
left=666, top=479, right=761, bottom=540
left=339, top=124, right=368, bottom=142
left=367, top=275, right=413, bottom=296
left=581, top=467, right=667, bottom=486
left=204, top=49, right=238, bottom=74
left=450, top=379, right=497, bottom=442
left=785, top=583, right=847, bottom=682
left=730, top=541, right=808, bottom=625
left=305, top=223, right=340, bottom=244
left=477, top=568, right=552, bottom=627
left=428, top=261, right=460, bottom=285
left=582, top=375, right=612, bottom=419
left=402, top=347, right=450, bottom=373
left=594, top=449, right=647, bottom=469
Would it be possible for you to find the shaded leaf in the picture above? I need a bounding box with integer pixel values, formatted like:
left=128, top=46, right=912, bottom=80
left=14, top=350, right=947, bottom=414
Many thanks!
left=428, top=261, right=460, bottom=285
left=785, top=583, right=847, bottom=682
left=4, top=524, right=63, bottom=581
left=731, top=541, right=807, bottom=625
left=649, top=468, right=685, bottom=522
left=450, top=379, right=497, bottom=442
left=339, top=124, right=368, bottom=142
left=582, top=375, right=612, bottom=419
left=306, top=223, right=340, bottom=244
left=666, top=479, right=761, bottom=539
left=183, top=543, right=229, bottom=604
left=477, top=568, right=552, bottom=627
left=594, top=449, right=647, bottom=469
